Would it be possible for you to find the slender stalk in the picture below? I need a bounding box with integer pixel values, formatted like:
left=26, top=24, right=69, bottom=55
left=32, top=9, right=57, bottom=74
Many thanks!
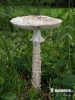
left=32, top=42, right=41, bottom=90
left=31, top=30, right=44, bottom=90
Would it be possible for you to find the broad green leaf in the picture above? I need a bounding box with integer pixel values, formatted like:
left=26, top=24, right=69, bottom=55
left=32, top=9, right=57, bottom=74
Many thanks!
left=66, top=33, right=73, bottom=40
left=65, top=26, right=74, bottom=30
left=53, top=65, right=62, bottom=76
left=29, top=87, right=37, bottom=100
left=53, top=96, right=66, bottom=100
left=57, top=60, right=66, bottom=67
left=0, top=76, right=4, bottom=85
left=43, top=62, right=51, bottom=66
left=1, top=93, right=16, bottom=100
left=52, top=78, right=61, bottom=84
left=13, top=57, right=21, bottom=66
left=62, top=74, right=75, bottom=87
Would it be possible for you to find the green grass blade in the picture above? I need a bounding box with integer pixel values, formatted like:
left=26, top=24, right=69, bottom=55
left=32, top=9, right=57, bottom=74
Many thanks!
left=0, top=34, right=11, bottom=63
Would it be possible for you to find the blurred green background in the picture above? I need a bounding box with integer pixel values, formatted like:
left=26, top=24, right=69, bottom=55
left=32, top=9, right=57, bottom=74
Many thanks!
left=0, top=0, right=75, bottom=7
left=0, top=0, right=75, bottom=100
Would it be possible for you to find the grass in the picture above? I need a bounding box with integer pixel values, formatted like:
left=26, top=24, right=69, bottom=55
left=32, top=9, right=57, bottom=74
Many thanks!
left=0, top=5, right=75, bottom=100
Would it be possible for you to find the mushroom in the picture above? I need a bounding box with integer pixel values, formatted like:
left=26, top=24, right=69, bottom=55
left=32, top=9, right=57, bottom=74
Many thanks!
left=10, top=15, right=62, bottom=90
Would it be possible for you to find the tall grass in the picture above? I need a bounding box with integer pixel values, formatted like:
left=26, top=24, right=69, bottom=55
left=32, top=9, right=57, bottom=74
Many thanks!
left=0, top=5, right=75, bottom=100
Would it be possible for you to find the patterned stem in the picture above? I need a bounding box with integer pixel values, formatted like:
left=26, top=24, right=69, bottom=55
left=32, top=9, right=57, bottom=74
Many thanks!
left=32, top=42, right=41, bottom=90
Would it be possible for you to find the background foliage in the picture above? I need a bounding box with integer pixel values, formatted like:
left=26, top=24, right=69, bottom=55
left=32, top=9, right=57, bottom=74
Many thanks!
left=0, top=0, right=75, bottom=7
left=0, top=0, right=75, bottom=100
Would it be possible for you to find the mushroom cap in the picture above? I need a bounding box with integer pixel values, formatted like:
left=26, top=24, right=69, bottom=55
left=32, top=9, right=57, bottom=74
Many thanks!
left=10, top=15, right=62, bottom=30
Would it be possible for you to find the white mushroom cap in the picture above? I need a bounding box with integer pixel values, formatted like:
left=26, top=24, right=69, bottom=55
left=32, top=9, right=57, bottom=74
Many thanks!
left=10, top=15, right=62, bottom=30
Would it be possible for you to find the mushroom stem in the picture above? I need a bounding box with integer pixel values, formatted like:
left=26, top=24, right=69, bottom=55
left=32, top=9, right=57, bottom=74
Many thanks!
left=30, top=30, right=45, bottom=43
left=31, top=30, right=44, bottom=90
left=32, top=42, right=41, bottom=89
